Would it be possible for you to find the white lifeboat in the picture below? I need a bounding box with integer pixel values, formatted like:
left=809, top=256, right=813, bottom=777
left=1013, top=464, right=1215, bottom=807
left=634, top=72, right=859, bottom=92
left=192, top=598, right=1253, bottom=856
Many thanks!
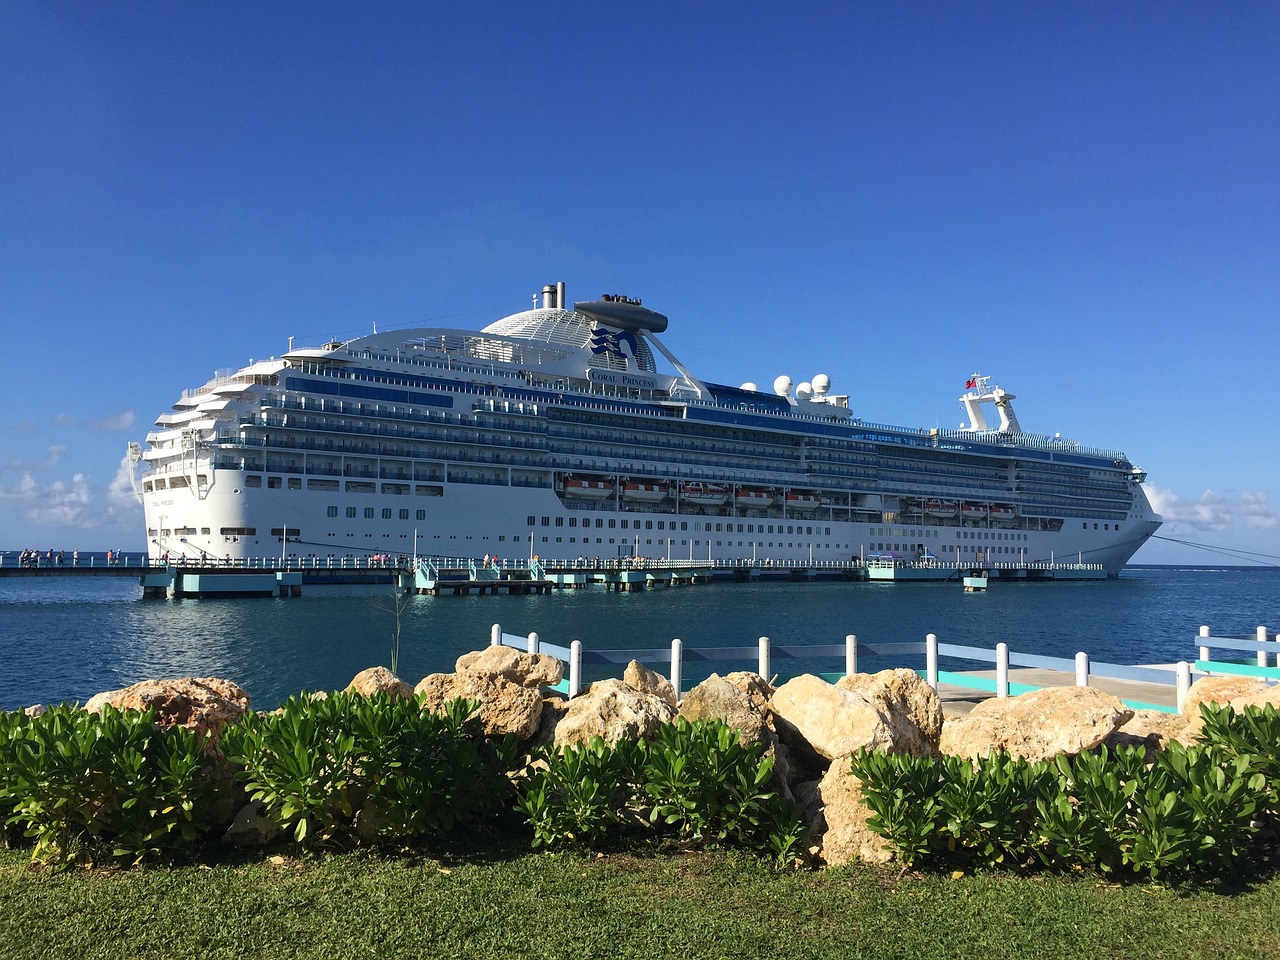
left=785, top=492, right=820, bottom=512
left=989, top=504, right=1017, bottom=524
left=622, top=481, right=669, bottom=504
left=681, top=482, right=729, bottom=506
left=961, top=502, right=988, bottom=521
left=562, top=476, right=615, bottom=499
left=924, top=499, right=959, bottom=519
left=735, top=488, right=774, bottom=509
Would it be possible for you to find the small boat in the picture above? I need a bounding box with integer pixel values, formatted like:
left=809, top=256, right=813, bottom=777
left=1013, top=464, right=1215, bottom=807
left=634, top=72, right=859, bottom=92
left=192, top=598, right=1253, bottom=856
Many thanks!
left=785, top=492, right=820, bottom=512
left=734, top=488, right=774, bottom=509
left=961, top=502, right=988, bottom=521
left=681, top=481, right=729, bottom=506
left=924, top=499, right=959, bottom=519
left=989, top=504, right=1017, bottom=524
left=562, top=476, right=614, bottom=499
left=621, top=481, right=668, bottom=503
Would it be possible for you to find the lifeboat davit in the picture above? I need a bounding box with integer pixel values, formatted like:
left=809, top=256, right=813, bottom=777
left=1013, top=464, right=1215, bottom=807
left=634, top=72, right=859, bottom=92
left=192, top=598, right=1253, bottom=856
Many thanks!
left=622, top=481, right=669, bottom=504
left=785, top=492, right=820, bottom=512
left=681, top=482, right=729, bottom=507
left=961, top=502, right=988, bottom=521
left=924, top=499, right=959, bottom=519
left=562, top=477, right=614, bottom=499
left=735, top=488, right=774, bottom=509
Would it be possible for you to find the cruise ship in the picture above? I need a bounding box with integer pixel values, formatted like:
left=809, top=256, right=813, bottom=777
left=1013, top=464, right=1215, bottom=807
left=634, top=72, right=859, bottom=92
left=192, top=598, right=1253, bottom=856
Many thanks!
left=130, top=281, right=1161, bottom=574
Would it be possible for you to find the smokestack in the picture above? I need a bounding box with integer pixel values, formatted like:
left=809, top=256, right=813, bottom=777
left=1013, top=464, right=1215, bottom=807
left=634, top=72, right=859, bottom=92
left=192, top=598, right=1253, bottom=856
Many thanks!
left=556, top=281, right=566, bottom=310
left=541, top=284, right=555, bottom=309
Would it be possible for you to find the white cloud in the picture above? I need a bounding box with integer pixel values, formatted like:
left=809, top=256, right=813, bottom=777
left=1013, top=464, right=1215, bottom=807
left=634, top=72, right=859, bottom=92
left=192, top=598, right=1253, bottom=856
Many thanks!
left=1145, top=484, right=1277, bottom=534
left=109, top=453, right=144, bottom=508
left=50, top=409, right=137, bottom=431
left=0, top=459, right=142, bottom=533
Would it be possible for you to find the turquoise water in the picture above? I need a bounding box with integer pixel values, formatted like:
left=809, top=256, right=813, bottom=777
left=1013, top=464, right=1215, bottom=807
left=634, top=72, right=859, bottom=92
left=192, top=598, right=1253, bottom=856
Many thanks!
left=1, top=566, right=1277, bottom=710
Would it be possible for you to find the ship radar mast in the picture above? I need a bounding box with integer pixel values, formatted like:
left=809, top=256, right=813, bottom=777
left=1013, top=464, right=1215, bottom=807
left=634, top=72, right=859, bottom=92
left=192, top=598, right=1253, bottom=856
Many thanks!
left=959, top=374, right=1022, bottom=434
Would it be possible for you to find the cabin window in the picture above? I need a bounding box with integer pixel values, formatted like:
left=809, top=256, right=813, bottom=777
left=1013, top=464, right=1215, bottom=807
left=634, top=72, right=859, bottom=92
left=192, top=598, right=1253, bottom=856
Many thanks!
left=364, top=508, right=375, bottom=519
left=327, top=506, right=338, bottom=518
left=569, top=518, right=577, bottom=527
left=555, top=517, right=564, bottom=527
left=416, top=510, right=426, bottom=521
left=541, top=516, right=550, bottom=526
left=268, top=477, right=282, bottom=489
left=346, top=507, right=357, bottom=518
left=608, top=519, right=616, bottom=529
left=400, top=509, right=409, bottom=520
left=382, top=509, right=392, bottom=520
left=245, top=476, right=262, bottom=487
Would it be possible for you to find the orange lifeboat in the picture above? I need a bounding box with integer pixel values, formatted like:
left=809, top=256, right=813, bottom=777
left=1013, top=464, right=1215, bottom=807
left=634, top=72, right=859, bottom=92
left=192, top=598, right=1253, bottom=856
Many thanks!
left=562, top=476, right=614, bottom=499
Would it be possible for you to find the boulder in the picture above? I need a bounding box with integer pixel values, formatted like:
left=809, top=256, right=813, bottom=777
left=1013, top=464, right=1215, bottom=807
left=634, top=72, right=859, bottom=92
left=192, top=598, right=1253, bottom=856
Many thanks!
left=83, top=677, right=250, bottom=743
left=939, top=686, right=1134, bottom=761
left=415, top=672, right=543, bottom=741
left=622, top=660, right=677, bottom=707
left=1106, top=709, right=1193, bottom=756
left=770, top=674, right=918, bottom=761
left=344, top=666, right=413, bottom=699
left=549, top=679, right=676, bottom=748
left=679, top=672, right=798, bottom=798
left=455, top=646, right=563, bottom=689
left=223, top=801, right=283, bottom=847
left=836, top=668, right=943, bottom=757
left=814, top=763, right=893, bottom=866
left=1180, top=675, right=1280, bottom=740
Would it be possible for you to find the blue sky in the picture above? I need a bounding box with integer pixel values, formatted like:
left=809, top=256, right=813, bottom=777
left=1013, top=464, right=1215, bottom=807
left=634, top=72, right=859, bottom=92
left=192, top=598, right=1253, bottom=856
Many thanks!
left=2, top=2, right=1277, bottom=564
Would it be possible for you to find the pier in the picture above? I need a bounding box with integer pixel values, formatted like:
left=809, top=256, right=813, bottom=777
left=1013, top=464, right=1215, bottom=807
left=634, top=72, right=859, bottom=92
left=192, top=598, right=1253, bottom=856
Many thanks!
left=0, top=552, right=1109, bottom=598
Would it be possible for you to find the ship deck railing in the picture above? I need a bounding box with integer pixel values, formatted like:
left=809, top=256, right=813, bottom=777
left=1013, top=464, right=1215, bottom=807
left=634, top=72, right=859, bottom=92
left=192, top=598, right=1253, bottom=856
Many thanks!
left=484, top=622, right=1232, bottom=715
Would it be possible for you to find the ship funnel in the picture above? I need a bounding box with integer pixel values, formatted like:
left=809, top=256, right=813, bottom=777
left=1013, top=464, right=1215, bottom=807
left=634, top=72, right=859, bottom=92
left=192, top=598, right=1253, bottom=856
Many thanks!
left=557, top=281, right=565, bottom=309
left=541, top=284, right=556, bottom=309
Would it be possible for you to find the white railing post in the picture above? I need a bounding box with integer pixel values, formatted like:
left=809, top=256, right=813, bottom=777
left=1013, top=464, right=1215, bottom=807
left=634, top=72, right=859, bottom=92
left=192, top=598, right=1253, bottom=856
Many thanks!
left=670, top=638, right=683, bottom=704
left=527, top=631, right=539, bottom=655
left=1199, top=625, right=1211, bottom=670
left=491, top=623, right=501, bottom=647
left=569, top=640, right=582, bottom=698
left=846, top=634, right=857, bottom=678
left=758, top=637, right=770, bottom=681
left=1258, top=626, right=1269, bottom=668
left=926, top=633, right=939, bottom=692
left=996, top=642, right=1009, bottom=698
left=1075, top=651, right=1089, bottom=687
left=1176, top=661, right=1192, bottom=712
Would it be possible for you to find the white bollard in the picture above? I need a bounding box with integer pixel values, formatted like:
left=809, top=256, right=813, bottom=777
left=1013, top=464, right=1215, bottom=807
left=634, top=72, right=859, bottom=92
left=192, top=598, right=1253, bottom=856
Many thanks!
left=996, top=642, right=1009, bottom=698
left=926, top=633, right=938, bottom=692
left=846, top=634, right=857, bottom=678
left=1075, top=651, right=1089, bottom=687
left=527, top=631, right=539, bottom=655
left=491, top=623, right=501, bottom=647
left=1176, top=661, right=1192, bottom=712
left=569, top=640, right=582, bottom=699
left=1259, top=626, right=1270, bottom=668
left=670, top=638, right=683, bottom=703
left=758, top=637, right=770, bottom=682
left=1199, top=625, right=1211, bottom=671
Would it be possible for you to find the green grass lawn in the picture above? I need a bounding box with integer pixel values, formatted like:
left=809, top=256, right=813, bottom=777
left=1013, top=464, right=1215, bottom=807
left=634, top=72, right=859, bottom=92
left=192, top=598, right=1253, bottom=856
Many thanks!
left=3, top=845, right=1279, bottom=960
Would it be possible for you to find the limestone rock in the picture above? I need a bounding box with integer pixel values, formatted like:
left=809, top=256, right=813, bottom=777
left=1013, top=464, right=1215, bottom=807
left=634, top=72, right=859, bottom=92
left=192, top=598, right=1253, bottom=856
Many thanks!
left=415, top=672, right=543, bottom=741
left=836, top=668, right=943, bottom=756
left=223, top=802, right=282, bottom=847
left=1180, top=675, right=1280, bottom=740
left=939, top=686, right=1134, bottom=761
left=344, top=666, right=413, bottom=699
left=679, top=672, right=797, bottom=798
left=83, top=677, right=251, bottom=743
left=528, top=695, right=571, bottom=751
left=623, top=660, right=677, bottom=707
left=455, top=646, right=563, bottom=689
left=815, top=763, right=893, bottom=866
left=1106, top=709, right=1192, bottom=756
left=551, top=679, right=676, bottom=748
left=770, top=674, right=905, bottom=761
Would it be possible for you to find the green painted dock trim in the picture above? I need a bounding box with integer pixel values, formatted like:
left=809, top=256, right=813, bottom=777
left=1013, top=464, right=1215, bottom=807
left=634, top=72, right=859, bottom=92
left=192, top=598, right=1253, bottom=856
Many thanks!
left=1195, top=660, right=1280, bottom=680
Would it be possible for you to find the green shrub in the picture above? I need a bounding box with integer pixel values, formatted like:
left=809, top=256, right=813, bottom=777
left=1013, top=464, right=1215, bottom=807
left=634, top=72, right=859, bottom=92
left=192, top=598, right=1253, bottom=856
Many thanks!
left=849, top=750, right=946, bottom=868
left=220, top=693, right=517, bottom=849
left=1195, top=702, right=1280, bottom=819
left=2, top=704, right=218, bottom=867
left=515, top=718, right=806, bottom=864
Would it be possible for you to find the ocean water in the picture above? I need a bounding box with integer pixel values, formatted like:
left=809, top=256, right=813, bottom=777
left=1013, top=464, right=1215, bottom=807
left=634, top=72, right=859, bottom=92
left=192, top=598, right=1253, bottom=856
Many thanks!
left=1, top=566, right=1277, bottom=711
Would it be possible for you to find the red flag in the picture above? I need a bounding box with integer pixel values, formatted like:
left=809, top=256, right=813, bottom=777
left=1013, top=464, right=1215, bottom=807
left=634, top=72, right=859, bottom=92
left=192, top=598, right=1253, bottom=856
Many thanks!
left=965, top=377, right=977, bottom=389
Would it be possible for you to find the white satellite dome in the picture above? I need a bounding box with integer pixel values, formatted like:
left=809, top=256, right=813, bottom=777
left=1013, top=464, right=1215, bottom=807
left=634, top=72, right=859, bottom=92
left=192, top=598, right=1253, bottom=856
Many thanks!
left=773, top=375, right=793, bottom=397
left=812, top=373, right=831, bottom=396
left=740, top=382, right=758, bottom=392
left=796, top=381, right=813, bottom=401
